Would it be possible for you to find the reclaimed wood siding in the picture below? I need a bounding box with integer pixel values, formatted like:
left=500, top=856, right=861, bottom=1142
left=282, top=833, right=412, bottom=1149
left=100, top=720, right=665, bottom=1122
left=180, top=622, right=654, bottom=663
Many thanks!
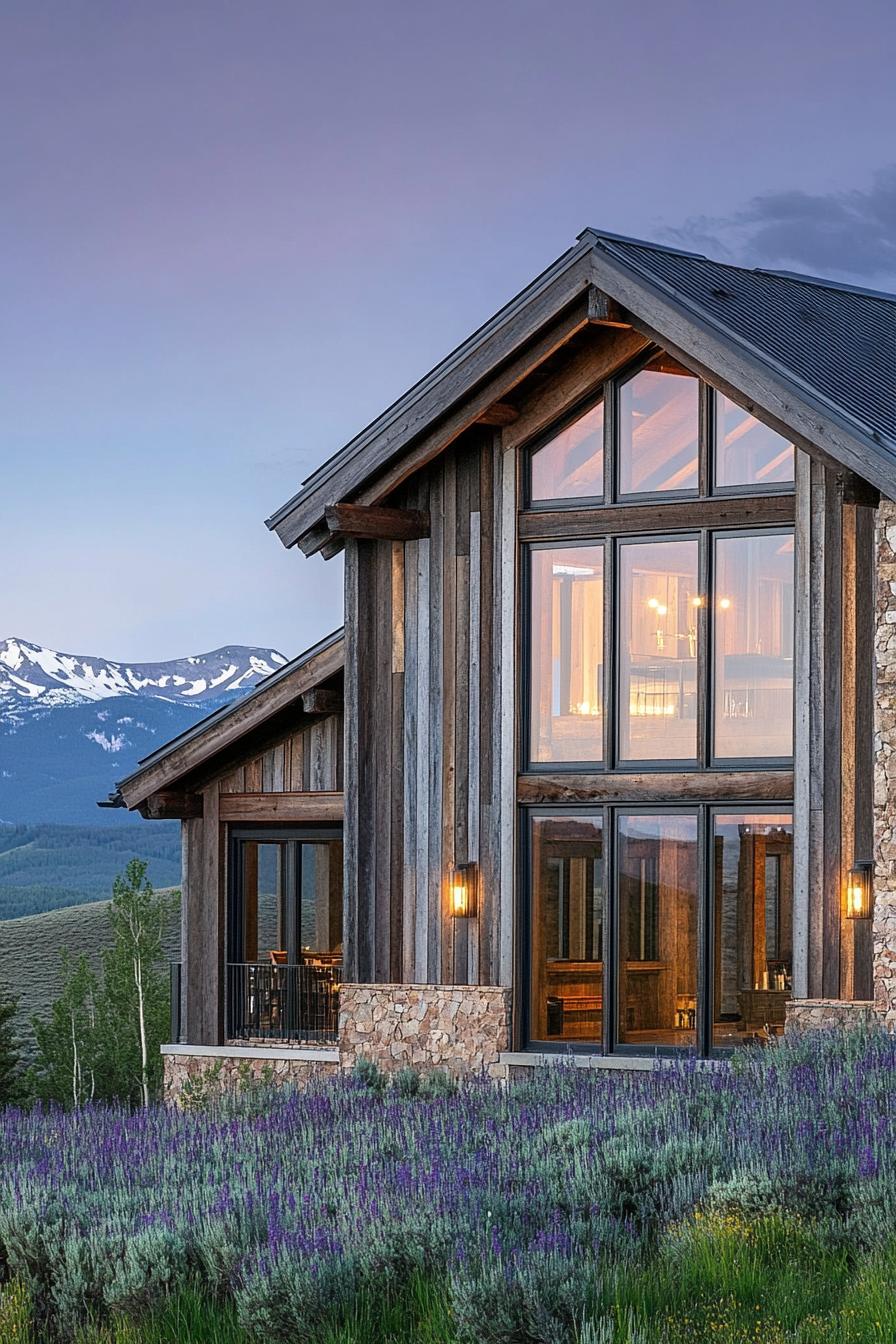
left=215, top=716, right=344, bottom=796
left=345, top=428, right=515, bottom=987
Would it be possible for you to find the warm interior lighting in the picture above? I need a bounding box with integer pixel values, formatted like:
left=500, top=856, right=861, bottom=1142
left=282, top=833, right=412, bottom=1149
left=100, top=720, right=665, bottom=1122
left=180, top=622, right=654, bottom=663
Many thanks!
left=719, top=597, right=732, bottom=610
left=449, top=863, right=477, bottom=918
left=846, top=861, right=873, bottom=920
left=691, top=595, right=704, bottom=608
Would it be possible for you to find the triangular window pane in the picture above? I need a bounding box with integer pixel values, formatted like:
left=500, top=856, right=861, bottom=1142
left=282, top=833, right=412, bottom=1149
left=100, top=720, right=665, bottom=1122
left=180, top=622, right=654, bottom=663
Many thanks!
left=530, top=400, right=603, bottom=501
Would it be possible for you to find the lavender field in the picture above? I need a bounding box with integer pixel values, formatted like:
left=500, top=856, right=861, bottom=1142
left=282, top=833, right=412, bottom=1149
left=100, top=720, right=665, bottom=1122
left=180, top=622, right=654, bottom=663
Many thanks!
left=2, top=1033, right=896, bottom=1343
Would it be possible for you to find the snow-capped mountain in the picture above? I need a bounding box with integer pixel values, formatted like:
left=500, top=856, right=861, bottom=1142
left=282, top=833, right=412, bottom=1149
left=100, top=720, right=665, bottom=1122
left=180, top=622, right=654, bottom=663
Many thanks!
left=0, top=637, right=286, bottom=714
left=0, top=637, right=288, bottom=826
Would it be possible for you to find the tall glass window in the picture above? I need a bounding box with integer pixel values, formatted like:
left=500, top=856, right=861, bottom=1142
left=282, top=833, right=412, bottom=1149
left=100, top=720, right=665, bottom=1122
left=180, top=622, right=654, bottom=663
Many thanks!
left=714, top=394, right=794, bottom=488
left=530, top=399, right=604, bottom=502
left=618, top=355, right=699, bottom=495
left=714, top=531, right=794, bottom=759
left=712, top=814, right=793, bottom=1047
left=617, top=812, right=699, bottom=1048
left=618, top=538, right=699, bottom=762
left=529, top=813, right=604, bottom=1043
left=529, top=544, right=604, bottom=763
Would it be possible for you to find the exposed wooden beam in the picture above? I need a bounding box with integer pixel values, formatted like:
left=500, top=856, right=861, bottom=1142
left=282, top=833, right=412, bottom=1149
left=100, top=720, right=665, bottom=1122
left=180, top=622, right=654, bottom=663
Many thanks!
left=503, top=325, right=650, bottom=454
left=475, top=402, right=519, bottom=426
left=139, top=790, right=203, bottom=820
left=325, top=503, right=431, bottom=541
left=300, top=688, right=343, bottom=715
left=517, top=771, right=794, bottom=804
left=218, top=791, right=344, bottom=823
left=519, top=493, right=795, bottom=542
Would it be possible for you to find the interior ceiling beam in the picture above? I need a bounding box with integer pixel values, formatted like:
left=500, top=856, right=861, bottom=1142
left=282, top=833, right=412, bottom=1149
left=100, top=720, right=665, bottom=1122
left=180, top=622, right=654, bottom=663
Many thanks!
left=324, top=503, right=431, bottom=542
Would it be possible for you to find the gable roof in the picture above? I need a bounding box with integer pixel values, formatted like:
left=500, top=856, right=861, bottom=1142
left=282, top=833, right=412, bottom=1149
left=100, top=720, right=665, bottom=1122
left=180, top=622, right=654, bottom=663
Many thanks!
left=114, top=628, right=344, bottom=812
left=268, top=229, right=895, bottom=555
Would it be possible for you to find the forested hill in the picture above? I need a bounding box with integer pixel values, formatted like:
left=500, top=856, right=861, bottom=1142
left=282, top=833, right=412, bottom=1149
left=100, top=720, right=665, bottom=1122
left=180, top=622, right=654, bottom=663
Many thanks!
left=0, top=822, right=181, bottom=919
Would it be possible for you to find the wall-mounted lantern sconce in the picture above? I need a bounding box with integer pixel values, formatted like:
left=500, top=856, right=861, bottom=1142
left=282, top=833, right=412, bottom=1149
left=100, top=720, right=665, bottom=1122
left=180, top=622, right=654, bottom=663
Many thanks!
left=449, top=862, right=477, bottom=918
left=846, top=860, right=874, bottom=920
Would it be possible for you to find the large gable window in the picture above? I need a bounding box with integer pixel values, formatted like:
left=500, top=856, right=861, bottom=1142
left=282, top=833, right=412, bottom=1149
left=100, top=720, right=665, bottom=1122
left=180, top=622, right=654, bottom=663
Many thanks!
left=520, top=344, right=796, bottom=1059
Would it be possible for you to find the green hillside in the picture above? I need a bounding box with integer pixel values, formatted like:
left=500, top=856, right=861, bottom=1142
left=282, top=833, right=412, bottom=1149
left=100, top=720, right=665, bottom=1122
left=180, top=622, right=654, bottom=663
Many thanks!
left=0, top=821, right=181, bottom=919
left=0, top=893, right=181, bottom=1057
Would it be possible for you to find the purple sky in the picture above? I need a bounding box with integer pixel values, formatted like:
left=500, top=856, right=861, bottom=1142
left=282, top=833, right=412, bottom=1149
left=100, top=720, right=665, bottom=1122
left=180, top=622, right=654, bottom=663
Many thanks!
left=3, top=1, right=895, bottom=662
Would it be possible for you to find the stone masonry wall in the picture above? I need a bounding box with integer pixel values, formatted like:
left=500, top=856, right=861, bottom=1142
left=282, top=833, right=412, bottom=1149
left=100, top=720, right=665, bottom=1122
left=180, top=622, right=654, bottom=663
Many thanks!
left=785, top=999, right=876, bottom=1036
left=162, top=1049, right=339, bottom=1104
left=338, top=983, right=512, bottom=1078
left=874, top=498, right=896, bottom=1026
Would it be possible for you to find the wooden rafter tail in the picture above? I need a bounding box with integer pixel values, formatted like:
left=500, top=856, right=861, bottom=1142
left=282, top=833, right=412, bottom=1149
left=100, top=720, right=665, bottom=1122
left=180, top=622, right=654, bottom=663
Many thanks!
left=587, top=288, right=631, bottom=327
left=324, top=503, right=431, bottom=542
left=476, top=402, right=519, bottom=426
left=301, top=688, right=343, bottom=715
left=140, top=790, right=203, bottom=820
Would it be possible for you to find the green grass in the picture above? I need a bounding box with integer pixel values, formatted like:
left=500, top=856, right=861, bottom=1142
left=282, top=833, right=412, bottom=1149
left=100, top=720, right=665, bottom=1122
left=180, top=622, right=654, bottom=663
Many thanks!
left=0, top=894, right=179, bottom=1057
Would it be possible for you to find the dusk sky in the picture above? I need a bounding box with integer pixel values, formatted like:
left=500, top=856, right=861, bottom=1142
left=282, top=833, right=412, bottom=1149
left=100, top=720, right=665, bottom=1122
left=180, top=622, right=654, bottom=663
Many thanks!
left=3, top=1, right=895, bottom=662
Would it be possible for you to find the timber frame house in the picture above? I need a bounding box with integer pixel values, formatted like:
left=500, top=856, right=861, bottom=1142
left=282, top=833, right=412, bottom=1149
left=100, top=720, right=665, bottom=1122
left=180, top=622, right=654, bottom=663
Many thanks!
left=117, top=229, right=896, bottom=1090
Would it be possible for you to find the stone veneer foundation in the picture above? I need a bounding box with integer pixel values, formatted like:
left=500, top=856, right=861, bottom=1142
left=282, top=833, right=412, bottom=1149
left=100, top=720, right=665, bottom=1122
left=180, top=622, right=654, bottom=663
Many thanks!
left=161, top=1045, right=339, bottom=1103
left=162, top=983, right=513, bottom=1102
left=875, top=497, right=896, bottom=1027
left=338, top=983, right=512, bottom=1078
left=785, top=999, right=877, bottom=1035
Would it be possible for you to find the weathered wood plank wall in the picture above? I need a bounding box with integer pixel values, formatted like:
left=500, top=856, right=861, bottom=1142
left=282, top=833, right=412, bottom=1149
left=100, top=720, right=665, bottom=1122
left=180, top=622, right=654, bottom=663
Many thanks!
left=344, top=427, right=515, bottom=987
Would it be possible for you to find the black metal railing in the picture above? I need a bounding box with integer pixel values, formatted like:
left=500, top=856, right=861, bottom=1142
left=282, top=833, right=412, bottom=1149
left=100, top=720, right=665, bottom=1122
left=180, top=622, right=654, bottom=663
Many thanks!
left=169, top=963, right=182, bottom=1044
left=226, top=962, right=340, bottom=1045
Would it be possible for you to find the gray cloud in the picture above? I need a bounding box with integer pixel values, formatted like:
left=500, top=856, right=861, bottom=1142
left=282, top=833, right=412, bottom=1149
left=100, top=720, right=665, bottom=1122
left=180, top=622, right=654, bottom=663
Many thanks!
left=666, top=167, right=896, bottom=289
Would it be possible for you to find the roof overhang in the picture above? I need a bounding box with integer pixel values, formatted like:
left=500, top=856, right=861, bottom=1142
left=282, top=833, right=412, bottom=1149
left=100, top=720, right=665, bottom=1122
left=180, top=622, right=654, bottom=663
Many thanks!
left=115, top=629, right=344, bottom=816
left=267, top=231, right=895, bottom=558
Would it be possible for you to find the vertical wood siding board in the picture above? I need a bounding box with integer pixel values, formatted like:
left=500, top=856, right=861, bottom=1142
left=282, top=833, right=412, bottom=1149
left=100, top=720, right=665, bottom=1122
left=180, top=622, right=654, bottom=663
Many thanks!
left=272, top=744, right=285, bottom=793
left=360, top=542, right=380, bottom=981
left=261, top=750, right=274, bottom=793
left=807, top=460, right=827, bottom=997
left=441, top=454, right=458, bottom=985
left=342, top=542, right=362, bottom=983
left=455, top=549, right=470, bottom=985
left=373, top=541, right=392, bottom=982
left=468, top=508, right=482, bottom=985
left=477, top=436, right=497, bottom=983
left=840, top=503, right=858, bottom=1000
left=428, top=471, right=445, bottom=983
left=498, top=441, right=517, bottom=990
left=822, top=471, right=844, bottom=999
left=792, top=450, right=812, bottom=999
left=196, top=785, right=223, bottom=1044
left=402, top=536, right=419, bottom=982
left=335, top=711, right=345, bottom=791
left=415, top=529, right=432, bottom=981
left=181, top=818, right=199, bottom=1042
left=389, top=541, right=405, bottom=981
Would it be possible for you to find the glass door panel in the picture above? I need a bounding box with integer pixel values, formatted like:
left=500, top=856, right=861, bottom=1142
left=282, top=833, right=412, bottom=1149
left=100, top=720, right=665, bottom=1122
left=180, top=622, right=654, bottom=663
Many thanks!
left=712, top=814, right=793, bottom=1047
left=299, top=841, right=344, bottom=966
left=529, top=545, right=604, bottom=763
left=237, top=842, right=286, bottom=963
left=616, top=812, right=699, bottom=1048
left=618, top=538, right=699, bottom=762
left=529, top=814, right=604, bottom=1043
left=713, top=531, right=794, bottom=759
